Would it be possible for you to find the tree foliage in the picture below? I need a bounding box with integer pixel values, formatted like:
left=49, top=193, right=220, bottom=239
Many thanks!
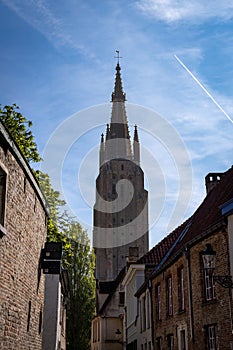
left=62, top=222, right=95, bottom=350
left=34, top=170, right=66, bottom=225
left=0, top=104, right=41, bottom=163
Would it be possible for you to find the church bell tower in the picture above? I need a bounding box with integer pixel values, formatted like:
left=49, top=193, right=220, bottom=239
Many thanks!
left=93, top=59, right=149, bottom=285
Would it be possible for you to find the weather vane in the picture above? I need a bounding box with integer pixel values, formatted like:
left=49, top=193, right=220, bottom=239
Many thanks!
left=115, top=50, right=122, bottom=64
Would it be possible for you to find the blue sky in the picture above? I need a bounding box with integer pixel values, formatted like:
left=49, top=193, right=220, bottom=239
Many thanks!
left=0, top=0, right=233, bottom=248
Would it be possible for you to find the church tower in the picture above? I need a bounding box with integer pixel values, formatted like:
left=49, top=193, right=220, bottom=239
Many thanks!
left=93, top=60, right=149, bottom=286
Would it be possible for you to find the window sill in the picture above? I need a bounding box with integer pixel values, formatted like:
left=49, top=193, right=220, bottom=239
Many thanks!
left=202, top=298, right=217, bottom=306
left=178, top=309, right=186, bottom=315
left=166, top=314, right=173, bottom=319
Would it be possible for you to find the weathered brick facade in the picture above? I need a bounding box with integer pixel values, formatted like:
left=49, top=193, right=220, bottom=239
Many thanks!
left=0, top=123, right=48, bottom=349
left=148, top=167, right=233, bottom=350
left=151, top=230, right=233, bottom=349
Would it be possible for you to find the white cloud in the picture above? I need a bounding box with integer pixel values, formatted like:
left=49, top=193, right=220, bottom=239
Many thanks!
left=135, top=0, right=233, bottom=23
left=1, top=0, right=86, bottom=52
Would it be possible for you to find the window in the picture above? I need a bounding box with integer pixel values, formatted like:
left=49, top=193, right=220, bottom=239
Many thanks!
left=0, top=167, right=7, bottom=235
left=119, top=291, right=125, bottom=306
left=167, top=334, right=174, bottom=350
left=127, top=340, right=137, bottom=350
left=146, top=292, right=150, bottom=328
left=27, top=301, right=31, bottom=332
left=92, top=319, right=99, bottom=343
left=38, top=308, right=43, bottom=334
left=155, top=283, right=161, bottom=321
left=156, top=337, right=162, bottom=350
left=178, top=325, right=187, bottom=350
left=180, top=330, right=186, bottom=350
left=178, top=267, right=185, bottom=311
left=24, top=176, right=27, bottom=193
left=112, top=183, right=116, bottom=194
left=204, top=269, right=216, bottom=301
left=34, top=196, right=37, bottom=212
left=141, top=295, right=146, bottom=331
left=206, top=324, right=219, bottom=350
left=166, top=276, right=173, bottom=316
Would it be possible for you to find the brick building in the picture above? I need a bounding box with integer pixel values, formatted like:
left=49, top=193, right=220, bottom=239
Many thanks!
left=140, top=166, right=233, bottom=349
left=0, top=120, right=48, bottom=349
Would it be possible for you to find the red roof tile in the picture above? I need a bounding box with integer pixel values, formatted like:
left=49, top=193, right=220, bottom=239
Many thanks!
left=137, top=218, right=192, bottom=264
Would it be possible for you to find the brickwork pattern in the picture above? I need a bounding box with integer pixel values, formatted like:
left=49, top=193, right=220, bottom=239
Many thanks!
left=151, top=230, right=233, bottom=350
left=0, top=146, right=47, bottom=350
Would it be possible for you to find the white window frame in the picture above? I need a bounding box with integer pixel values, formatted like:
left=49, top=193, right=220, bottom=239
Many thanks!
left=207, top=324, right=219, bottom=350
left=177, top=324, right=188, bottom=350
left=167, top=334, right=174, bottom=350
left=178, top=267, right=185, bottom=311
left=204, top=270, right=216, bottom=301
left=156, top=283, right=161, bottom=321
left=167, top=276, right=173, bottom=316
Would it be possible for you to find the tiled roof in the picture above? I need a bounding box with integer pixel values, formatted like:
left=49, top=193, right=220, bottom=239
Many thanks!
left=138, top=166, right=233, bottom=272
left=137, top=218, right=192, bottom=265
left=172, top=166, right=233, bottom=255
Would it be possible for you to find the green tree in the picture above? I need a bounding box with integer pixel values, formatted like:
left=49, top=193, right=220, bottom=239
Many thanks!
left=34, top=170, right=66, bottom=225
left=62, top=222, right=95, bottom=350
left=0, top=104, right=41, bottom=163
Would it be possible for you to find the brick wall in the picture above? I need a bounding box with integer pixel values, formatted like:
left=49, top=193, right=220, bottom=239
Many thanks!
left=151, top=229, right=233, bottom=350
left=0, top=144, right=47, bottom=350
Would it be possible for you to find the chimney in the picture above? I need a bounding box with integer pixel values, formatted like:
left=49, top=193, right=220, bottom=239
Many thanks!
left=205, top=172, right=224, bottom=194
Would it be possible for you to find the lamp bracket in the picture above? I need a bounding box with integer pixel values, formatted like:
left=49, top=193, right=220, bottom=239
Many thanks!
left=214, top=275, right=233, bottom=289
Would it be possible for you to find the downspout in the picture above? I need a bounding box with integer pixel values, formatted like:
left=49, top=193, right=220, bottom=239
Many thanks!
left=185, top=246, right=195, bottom=343
left=225, top=226, right=233, bottom=339
left=148, top=279, right=155, bottom=350
left=124, top=305, right=127, bottom=350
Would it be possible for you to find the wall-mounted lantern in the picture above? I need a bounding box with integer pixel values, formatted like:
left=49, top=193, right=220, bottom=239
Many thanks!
left=201, top=244, right=233, bottom=288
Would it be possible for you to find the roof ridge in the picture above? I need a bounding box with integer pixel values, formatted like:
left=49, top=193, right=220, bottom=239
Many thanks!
left=138, top=217, right=192, bottom=264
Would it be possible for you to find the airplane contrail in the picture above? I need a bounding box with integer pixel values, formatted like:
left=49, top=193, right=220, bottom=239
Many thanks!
left=174, top=54, right=233, bottom=124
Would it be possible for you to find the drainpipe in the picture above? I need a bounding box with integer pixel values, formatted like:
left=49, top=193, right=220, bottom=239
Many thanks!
left=148, top=279, right=155, bottom=349
left=124, top=306, right=127, bottom=350
left=185, top=246, right=195, bottom=343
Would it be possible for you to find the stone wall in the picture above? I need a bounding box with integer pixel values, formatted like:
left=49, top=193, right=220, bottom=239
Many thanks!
left=0, top=141, right=47, bottom=350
